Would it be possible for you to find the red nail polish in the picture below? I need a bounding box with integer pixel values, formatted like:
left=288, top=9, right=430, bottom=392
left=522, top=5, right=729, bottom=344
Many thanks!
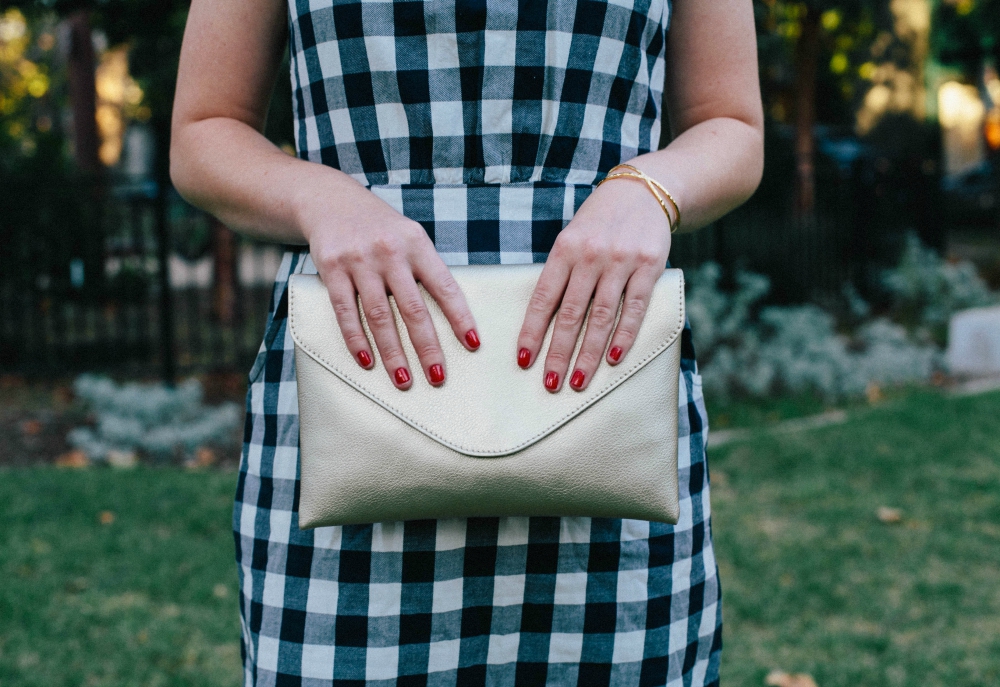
left=544, top=371, right=559, bottom=391
left=570, top=370, right=585, bottom=389
left=357, top=350, right=372, bottom=368
left=518, top=348, right=531, bottom=369
left=394, top=367, right=411, bottom=385
left=465, top=329, right=480, bottom=349
left=609, top=346, right=623, bottom=363
left=429, top=364, right=445, bottom=385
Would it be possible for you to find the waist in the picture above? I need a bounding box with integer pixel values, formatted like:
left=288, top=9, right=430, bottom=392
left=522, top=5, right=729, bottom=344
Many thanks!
left=367, top=181, right=595, bottom=227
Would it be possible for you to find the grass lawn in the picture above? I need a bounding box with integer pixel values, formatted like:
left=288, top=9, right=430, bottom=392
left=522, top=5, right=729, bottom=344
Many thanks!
left=712, top=389, right=1000, bottom=687
left=0, top=468, right=241, bottom=686
left=0, top=388, right=998, bottom=686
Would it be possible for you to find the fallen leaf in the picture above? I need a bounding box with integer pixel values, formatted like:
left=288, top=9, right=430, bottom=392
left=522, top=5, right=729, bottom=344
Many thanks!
left=865, top=382, right=883, bottom=404
left=213, top=583, right=230, bottom=599
left=107, top=449, right=138, bottom=469
left=99, top=511, right=115, bottom=525
left=195, top=447, right=217, bottom=467
left=20, top=419, right=42, bottom=436
left=55, top=450, right=89, bottom=469
left=877, top=506, right=903, bottom=524
left=765, top=670, right=819, bottom=687
left=710, top=470, right=729, bottom=487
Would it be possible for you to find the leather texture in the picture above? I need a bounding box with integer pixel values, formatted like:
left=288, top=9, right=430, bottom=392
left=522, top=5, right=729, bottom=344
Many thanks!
left=289, top=265, right=685, bottom=527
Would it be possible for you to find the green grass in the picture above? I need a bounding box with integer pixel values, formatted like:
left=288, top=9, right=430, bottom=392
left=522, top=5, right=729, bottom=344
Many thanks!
left=0, top=389, right=998, bottom=686
left=711, top=389, right=1000, bottom=687
left=706, top=392, right=833, bottom=430
left=0, top=468, right=241, bottom=686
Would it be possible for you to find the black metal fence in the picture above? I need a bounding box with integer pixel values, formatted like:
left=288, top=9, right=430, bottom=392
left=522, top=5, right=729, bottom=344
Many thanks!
left=0, top=178, right=276, bottom=378
left=670, top=122, right=946, bottom=304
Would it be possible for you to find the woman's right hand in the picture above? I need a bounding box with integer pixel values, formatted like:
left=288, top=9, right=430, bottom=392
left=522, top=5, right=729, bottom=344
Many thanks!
left=297, top=181, right=480, bottom=390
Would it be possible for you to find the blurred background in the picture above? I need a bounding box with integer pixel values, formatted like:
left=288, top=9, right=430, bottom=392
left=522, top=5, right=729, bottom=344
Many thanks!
left=0, top=1, right=998, bottom=686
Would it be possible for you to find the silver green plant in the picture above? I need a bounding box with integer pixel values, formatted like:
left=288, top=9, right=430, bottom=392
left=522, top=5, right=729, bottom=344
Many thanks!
left=67, top=375, right=241, bottom=461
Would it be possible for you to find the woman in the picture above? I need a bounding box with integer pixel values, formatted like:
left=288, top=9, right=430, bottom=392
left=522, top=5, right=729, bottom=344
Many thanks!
left=172, top=0, right=762, bottom=683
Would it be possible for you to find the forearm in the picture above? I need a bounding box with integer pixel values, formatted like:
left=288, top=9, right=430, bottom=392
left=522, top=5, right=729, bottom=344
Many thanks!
left=169, top=117, right=369, bottom=245
left=627, top=116, right=763, bottom=234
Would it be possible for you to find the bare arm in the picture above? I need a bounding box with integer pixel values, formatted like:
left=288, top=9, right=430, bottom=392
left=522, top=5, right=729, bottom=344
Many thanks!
left=171, top=0, right=479, bottom=390
left=170, top=0, right=309, bottom=243
left=517, top=0, right=763, bottom=392
left=645, top=0, right=765, bottom=231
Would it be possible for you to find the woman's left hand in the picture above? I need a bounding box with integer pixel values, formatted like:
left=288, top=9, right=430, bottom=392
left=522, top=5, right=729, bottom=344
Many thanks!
left=516, top=171, right=673, bottom=392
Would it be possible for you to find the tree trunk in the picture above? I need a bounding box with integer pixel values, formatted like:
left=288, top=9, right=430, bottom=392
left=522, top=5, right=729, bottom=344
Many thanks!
left=211, top=218, right=238, bottom=326
left=67, top=11, right=100, bottom=174
left=794, top=5, right=820, bottom=222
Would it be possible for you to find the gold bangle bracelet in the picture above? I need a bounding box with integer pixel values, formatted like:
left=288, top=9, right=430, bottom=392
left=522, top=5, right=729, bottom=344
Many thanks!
left=596, top=163, right=681, bottom=232
left=597, top=172, right=675, bottom=231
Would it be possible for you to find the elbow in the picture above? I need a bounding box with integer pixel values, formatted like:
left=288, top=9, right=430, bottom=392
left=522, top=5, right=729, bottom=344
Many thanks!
left=743, top=124, right=764, bottom=202
left=168, top=125, right=202, bottom=211
left=168, top=130, right=192, bottom=205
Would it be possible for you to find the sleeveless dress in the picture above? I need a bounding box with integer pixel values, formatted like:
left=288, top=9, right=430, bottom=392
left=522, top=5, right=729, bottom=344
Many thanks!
left=235, top=1, right=722, bottom=685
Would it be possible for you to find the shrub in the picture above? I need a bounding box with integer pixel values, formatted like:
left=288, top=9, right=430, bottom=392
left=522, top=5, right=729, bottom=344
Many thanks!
left=67, top=375, right=241, bottom=462
left=685, top=235, right=968, bottom=400
left=881, top=233, right=995, bottom=343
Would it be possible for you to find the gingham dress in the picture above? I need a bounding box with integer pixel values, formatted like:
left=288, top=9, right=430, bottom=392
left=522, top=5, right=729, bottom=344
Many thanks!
left=234, top=1, right=722, bottom=684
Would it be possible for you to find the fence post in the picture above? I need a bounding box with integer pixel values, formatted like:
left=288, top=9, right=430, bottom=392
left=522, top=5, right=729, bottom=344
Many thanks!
left=155, top=180, right=176, bottom=386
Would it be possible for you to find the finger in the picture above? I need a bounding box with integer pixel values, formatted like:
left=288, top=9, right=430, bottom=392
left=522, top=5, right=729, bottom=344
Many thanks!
left=606, top=267, right=659, bottom=366
left=542, top=267, right=600, bottom=393
left=516, top=258, right=572, bottom=371
left=413, top=252, right=479, bottom=351
left=385, top=269, right=447, bottom=387
left=567, top=269, right=629, bottom=391
left=354, top=274, right=413, bottom=390
left=324, top=271, right=375, bottom=369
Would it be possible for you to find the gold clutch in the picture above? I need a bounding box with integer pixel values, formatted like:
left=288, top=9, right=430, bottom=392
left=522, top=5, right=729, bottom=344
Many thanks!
left=289, top=264, right=684, bottom=527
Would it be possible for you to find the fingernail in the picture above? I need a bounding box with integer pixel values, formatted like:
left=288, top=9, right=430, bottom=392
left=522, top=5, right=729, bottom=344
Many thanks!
left=394, top=367, right=411, bottom=385
left=609, top=346, right=623, bottom=363
left=570, top=370, right=585, bottom=389
left=357, top=350, right=372, bottom=368
left=465, top=329, right=480, bottom=350
left=544, top=371, right=559, bottom=391
left=428, top=364, right=445, bottom=385
left=518, top=348, right=531, bottom=369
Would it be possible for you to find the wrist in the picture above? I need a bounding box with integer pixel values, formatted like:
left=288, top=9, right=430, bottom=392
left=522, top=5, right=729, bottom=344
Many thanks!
left=601, top=163, right=680, bottom=232
left=595, top=172, right=675, bottom=234
left=292, top=168, right=370, bottom=245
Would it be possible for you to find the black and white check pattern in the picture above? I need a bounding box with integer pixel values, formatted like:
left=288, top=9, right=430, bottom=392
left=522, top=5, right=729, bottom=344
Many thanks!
left=235, top=1, right=722, bottom=684
left=289, top=0, right=667, bottom=264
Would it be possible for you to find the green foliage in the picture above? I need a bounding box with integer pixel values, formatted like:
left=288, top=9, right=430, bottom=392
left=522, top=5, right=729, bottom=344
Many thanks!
left=686, top=252, right=946, bottom=400
left=712, top=388, right=1000, bottom=687
left=755, top=0, right=885, bottom=126
left=882, top=233, right=997, bottom=342
left=0, top=9, right=68, bottom=175
left=686, top=233, right=997, bottom=400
